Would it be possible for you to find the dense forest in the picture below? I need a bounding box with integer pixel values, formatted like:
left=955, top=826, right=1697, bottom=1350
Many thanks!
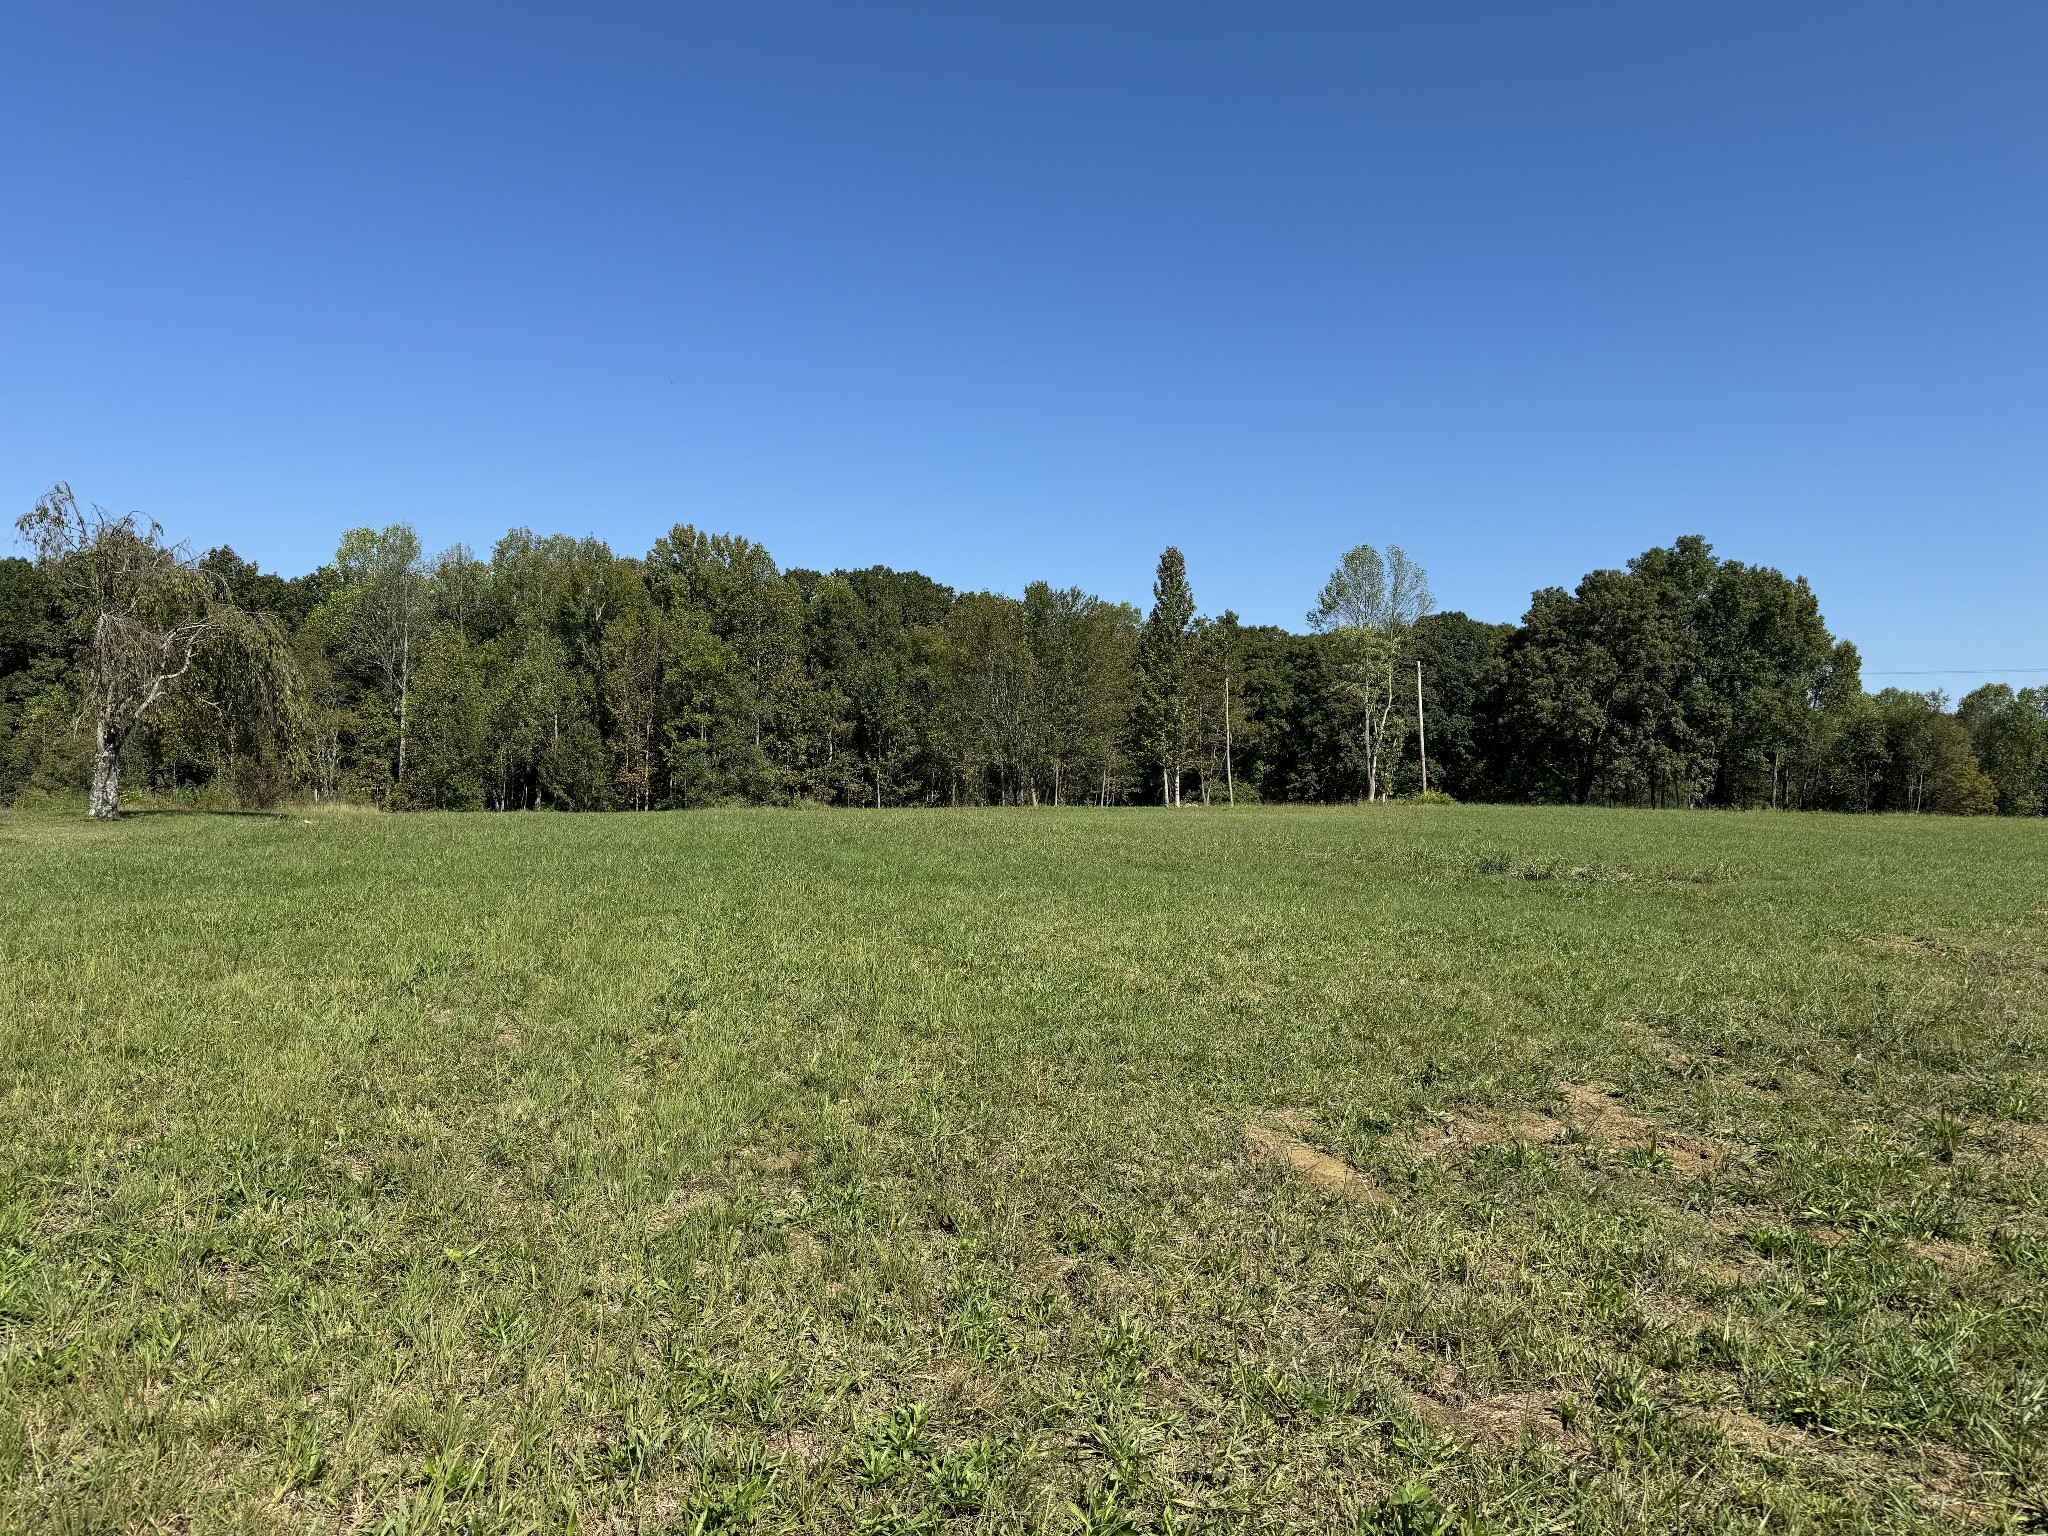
left=3, top=484, right=2041, bottom=817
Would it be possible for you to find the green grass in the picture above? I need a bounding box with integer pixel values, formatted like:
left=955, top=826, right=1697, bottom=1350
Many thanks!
left=2, top=804, right=2045, bottom=1533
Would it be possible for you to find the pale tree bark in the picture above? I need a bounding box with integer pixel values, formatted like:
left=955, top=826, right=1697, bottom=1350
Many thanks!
left=1416, top=660, right=1428, bottom=796
left=1369, top=674, right=1397, bottom=800
left=334, top=524, right=425, bottom=789
left=89, top=722, right=123, bottom=821
left=1307, top=543, right=1433, bottom=804
left=1223, top=670, right=1234, bottom=807
left=397, top=629, right=411, bottom=783
left=20, top=486, right=247, bottom=821
left=77, top=611, right=215, bottom=819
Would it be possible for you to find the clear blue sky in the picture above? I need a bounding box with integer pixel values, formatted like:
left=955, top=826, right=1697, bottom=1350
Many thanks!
left=5, top=4, right=2043, bottom=692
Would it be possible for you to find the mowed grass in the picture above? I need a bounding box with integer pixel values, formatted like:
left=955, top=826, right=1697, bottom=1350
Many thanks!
left=2, top=805, right=2045, bottom=1534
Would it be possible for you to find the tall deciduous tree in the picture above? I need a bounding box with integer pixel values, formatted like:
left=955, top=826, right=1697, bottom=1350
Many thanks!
left=1398, top=613, right=1512, bottom=799
left=10, top=484, right=2031, bottom=821
left=1308, top=543, right=1433, bottom=800
left=599, top=607, right=663, bottom=810
left=1025, top=583, right=1136, bottom=806
left=1487, top=538, right=1845, bottom=809
left=332, top=524, right=428, bottom=787
left=1958, top=684, right=2048, bottom=815
left=400, top=625, right=489, bottom=810
left=1135, top=547, right=1198, bottom=805
left=1308, top=544, right=1432, bottom=635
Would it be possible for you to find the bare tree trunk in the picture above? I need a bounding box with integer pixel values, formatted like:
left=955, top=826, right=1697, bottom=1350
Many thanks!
left=88, top=723, right=122, bottom=821
left=397, top=630, right=411, bottom=783
left=1223, top=672, right=1235, bottom=806
left=1369, top=682, right=1396, bottom=801
left=1415, top=661, right=1428, bottom=796
left=1363, top=697, right=1378, bottom=801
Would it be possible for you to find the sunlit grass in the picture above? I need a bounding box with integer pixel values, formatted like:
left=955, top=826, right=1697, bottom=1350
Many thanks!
left=1, top=803, right=2043, bottom=1531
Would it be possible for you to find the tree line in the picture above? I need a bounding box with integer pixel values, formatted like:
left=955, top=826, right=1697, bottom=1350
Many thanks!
left=3, top=484, right=2040, bottom=818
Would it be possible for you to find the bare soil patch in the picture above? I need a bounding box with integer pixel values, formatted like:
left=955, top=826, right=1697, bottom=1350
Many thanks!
left=646, top=1185, right=719, bottom=1235
left=1686, top=1248, right=1762, bottom=1287
left=1905, top=1237, right=1982, bottom=1272
left=1389, top=1084, right=1732, bottom=1171
left=332, top=1150, right=376, bottom=1183
left=1560, top=1083, right=1727, bottom=1168
left=2002, top=1120, right=2048, bottom=1163
left=1244, top=1123, right=1389, bottom=1204
left=1694, top=1405, right=1997, bottom=1524
left=1686, top=1398, right=1823, bottom=1458
left=1400, top=1108, right=1563, bottom=1159
left=1870, top=934, right=1942, bottom=957
left=1420, top=1387, right=1567, bottom=1446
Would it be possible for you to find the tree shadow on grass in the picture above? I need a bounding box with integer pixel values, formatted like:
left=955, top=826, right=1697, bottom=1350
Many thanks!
left=113, top=807, right=299, bottom=821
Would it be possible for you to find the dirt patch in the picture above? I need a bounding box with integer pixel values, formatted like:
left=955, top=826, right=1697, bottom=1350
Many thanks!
left=1686, top=1248, right=1761, bottom=1287
left=1956, top=1118, right=2048, bottom=1172
left=1400, top=1109, right=1563, bottom=1159
left=2001, top=1121, right=2048, bottom=1163
left=647, top=1185, right=719, bottom=1235
left=1615, top=1018, right=1693, bottom=1074
left=206, top=1260, right=257, bottom=1300
left=1688, top=1399, right=1824, bottom=1458
left=1560, top=1084, right=1727, bottom=1168
left=332, top=1150, right=376, bottom=1183
left=1391, top=1085, right=1732, bottom=1171
left=1905, top=1237, right=1981, bottom=1272
left=778, top=1228, right=826, bottom=1266
left=1687, top=1400, right=1992, bottom=1518
left=1244, top=1123, right=1389, bottom=1204
left=1420, top=1388, right=1567, bottom=1445
left=763, top=1424, right=834, bottom=1475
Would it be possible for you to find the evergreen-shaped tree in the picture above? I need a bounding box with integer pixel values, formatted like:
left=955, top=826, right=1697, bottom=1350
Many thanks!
left=1134, top=547, right=1197, bottom=805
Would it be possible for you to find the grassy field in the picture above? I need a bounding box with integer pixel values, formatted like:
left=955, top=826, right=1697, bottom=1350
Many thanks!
left=2, top=804, right=2045, bottom=1534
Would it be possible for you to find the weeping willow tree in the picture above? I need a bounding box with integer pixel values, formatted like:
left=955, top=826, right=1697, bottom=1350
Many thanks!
left=17, top=484, right=299, bottom=819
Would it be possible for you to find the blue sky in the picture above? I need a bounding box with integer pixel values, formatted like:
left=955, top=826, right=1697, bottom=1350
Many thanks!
left=5, top=3, right=2043, bottom=691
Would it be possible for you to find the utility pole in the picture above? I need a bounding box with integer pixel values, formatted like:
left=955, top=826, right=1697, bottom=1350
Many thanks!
left=1415, top=660, right=1428, bottom=797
